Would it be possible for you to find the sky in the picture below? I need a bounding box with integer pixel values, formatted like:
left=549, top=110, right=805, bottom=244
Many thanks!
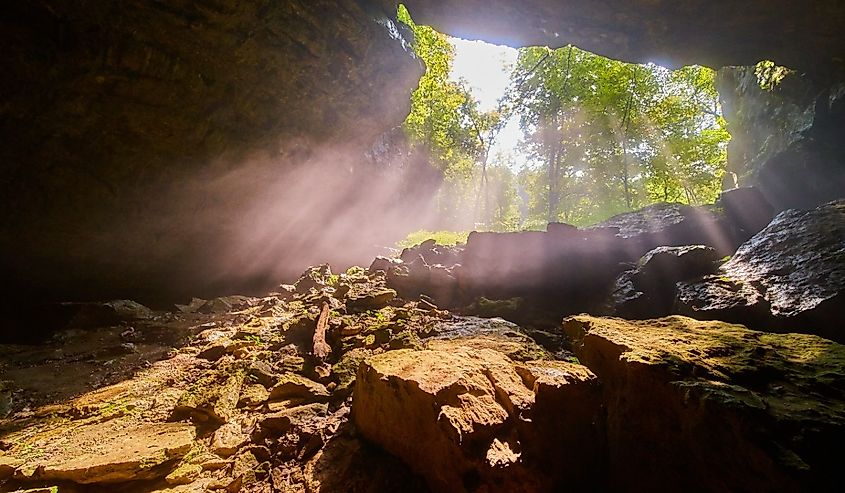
left=448, top=38, right=526, bottom=168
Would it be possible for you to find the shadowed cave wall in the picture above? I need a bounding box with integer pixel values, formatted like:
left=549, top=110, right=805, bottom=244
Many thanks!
left=1, top=0, right=843, bottom=311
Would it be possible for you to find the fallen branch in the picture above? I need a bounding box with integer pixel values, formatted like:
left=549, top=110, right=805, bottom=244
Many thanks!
left=313, top=301, right=332, bottom=361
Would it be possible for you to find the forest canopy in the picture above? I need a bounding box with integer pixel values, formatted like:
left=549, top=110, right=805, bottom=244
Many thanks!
left=397, top=5, right=730, bottom=236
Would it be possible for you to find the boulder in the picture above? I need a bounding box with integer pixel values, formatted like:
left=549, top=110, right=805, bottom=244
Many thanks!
left=165, top=463, right=203, bottom=485
left=381, top=259, right=461, bottom=308
left=197, top=295, right=252, bottom=315
left=676, top=200, right=845, bottom=341
left=459, top=228, right=623, bottom=308
left=172, top=372, right=244, bottom=426
left=259, top=403, right=330, bottom=434
left=608, top=245, right=719, bottom=318
left=353, top=341, right=602, bottom=492
left=398, top=239, right=464, bottom=266
left=588, top=202, right=737, bottom=256
left=211, top=422, right=249, bottom=457
left=717, top=186, right=775, bottom=240
left=0, top=456, right=21, bottom=480
left=345, top=288, right=397, bottom=313
left=295, top=265, right=334, bottom=293
left=564, top=315, right=845, bottom=492
left=426, top=316, right=550, bottom=362
left=268, top=373, right=330, bottom=403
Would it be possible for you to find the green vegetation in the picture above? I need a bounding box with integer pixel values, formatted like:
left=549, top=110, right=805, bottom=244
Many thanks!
left=396, top=229, right=470, bottom=249
left=397, top=6, right=730, bottom=241
left=754, top=60, right=792, bottom=90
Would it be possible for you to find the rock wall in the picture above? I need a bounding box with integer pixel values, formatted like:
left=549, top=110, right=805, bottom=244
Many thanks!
left=716, top=66, right=845, bottom=210
left=0, top=0, right=424, bottom=306
left=391, top=1, right=845, bottom=72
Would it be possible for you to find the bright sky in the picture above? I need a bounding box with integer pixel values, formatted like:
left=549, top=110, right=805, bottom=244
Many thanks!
left=448, top=38, right=526, bottom=168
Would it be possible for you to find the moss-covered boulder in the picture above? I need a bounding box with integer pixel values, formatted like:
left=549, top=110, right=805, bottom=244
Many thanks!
left=564, top=315, right=845, bottom=492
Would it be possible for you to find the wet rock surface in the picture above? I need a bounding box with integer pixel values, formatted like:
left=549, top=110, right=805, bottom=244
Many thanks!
left=677, top=200, right=845, bottom=341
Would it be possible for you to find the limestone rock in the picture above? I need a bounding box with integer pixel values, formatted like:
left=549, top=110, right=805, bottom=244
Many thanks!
left=426, top=316, right=550, bottom=362
left=211, top=423, right=249, bottom=457
left=397, top=0, right=845, bottom=72
left=0, top=456, right=21, bottom=480
left=353, top=342, right=601, bottom=492
left=260, top=403, right=330, bottom=434
left=717, top=186, right=775, bottom=239
left=248, top=361, right=279, bottom=388
left=563, top=315, right=845, bottom=491
left=676, top=200, right=845, bottom=341
left=295, top=265, right=333, bottom=293
left=175, top=297, right=208, bottom=314
left=172, top=372, right=244, bottom=426
left=589, top=202, right=736, bottom=256
left=198, top=296, right=251, bottom=315
left=22, top=422, right=195, bottom=484
left=609, top=245, right=719, bottom=318
left=268, top=373, right=330, bottom=404
left=0, top=0, right=423, bottom=305
left=238, top=384, right=270, bottom=408
left=165, top=463, right=203, bottom=485
left=345, top=288, right=397, bottom=313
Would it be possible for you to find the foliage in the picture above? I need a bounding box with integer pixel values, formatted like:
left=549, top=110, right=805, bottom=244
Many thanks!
left=398, top=5, right=502, bottom=231
left=396, top=230, right=469, bottom=249
left=511, top=45, right=729, bottom=226
left=398, top=5, right=489, bottom=176
left=754, top=60, right=792, bottom=90
left=397, top=7, right=729, bottom=233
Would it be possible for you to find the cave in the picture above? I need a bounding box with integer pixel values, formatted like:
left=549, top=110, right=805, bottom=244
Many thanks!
left=0, top=1, right=843, bottom=492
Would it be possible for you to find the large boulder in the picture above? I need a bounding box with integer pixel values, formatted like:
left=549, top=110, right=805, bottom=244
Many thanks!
left=563, top=315, right=845, bottom=492
left=457, top=204, right=738, bottom=311
left=608, top=245, right=720, bottom=318
left=676, top=200, right=845, bottom=341
left=353, top=338, right=602, bottom=492
left=587, top=202, right=738, bottom=257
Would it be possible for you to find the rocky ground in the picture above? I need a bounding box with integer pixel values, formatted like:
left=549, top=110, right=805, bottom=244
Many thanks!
left=1, top=195, right=844, bottom=492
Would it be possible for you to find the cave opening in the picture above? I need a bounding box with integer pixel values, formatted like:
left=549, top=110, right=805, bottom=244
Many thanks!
left=0, top=1, right=843, bottom=492
left=396, top=5, right=732, bottom=246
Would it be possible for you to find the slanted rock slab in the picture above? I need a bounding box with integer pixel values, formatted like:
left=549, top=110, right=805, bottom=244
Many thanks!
left=21, top=422, right=195, bottom=484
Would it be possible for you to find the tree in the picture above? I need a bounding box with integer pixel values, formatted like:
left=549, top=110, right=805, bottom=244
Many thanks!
left=509, top=45, right=728, bottom=227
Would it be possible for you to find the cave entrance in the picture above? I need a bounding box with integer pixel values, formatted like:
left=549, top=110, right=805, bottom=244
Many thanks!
left=396, top=5, right=730, bottom=248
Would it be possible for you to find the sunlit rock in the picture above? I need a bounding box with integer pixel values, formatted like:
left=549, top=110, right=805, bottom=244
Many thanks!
left=17, top=422, right=195, bottom=484
left=353, top=339, right=601, bottom=492
left=608, top=245, right=719, bottom=318
left=677, top=200, right=845, bottom=341
left=564, top=315, right=845, bottom=491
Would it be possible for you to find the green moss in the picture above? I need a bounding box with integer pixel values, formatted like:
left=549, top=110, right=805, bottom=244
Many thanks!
left=395, top=230, right=469, bottom=250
